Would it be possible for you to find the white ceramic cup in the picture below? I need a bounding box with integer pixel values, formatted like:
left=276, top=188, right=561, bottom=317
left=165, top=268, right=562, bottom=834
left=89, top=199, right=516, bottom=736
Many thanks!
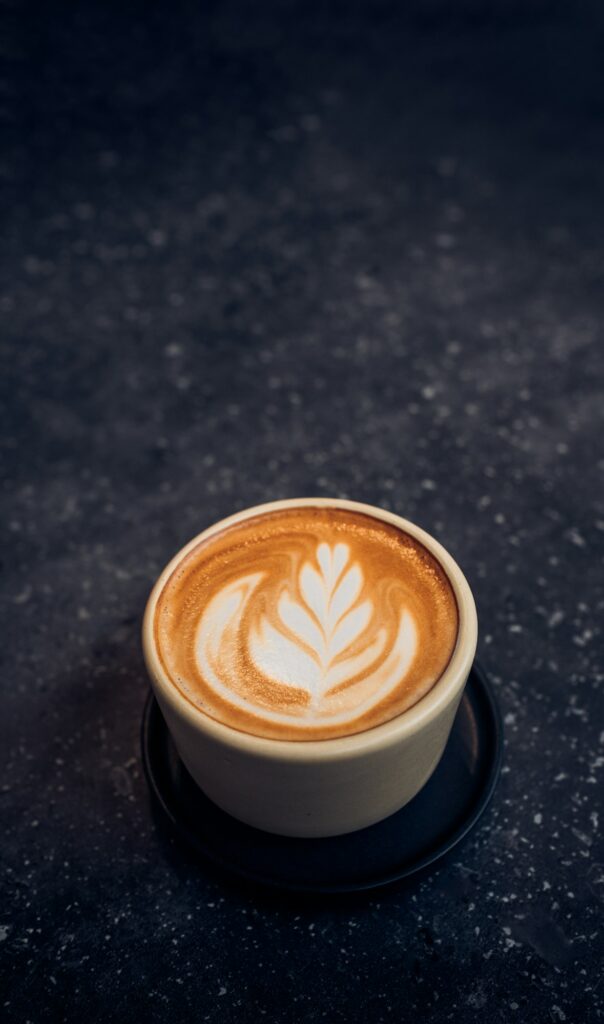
left=142, top=498, right=478, bottom=838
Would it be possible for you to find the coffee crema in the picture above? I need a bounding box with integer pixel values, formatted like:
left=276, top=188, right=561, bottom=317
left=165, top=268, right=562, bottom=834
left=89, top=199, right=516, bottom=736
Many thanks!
left=154, top=507, right=459, bottom=741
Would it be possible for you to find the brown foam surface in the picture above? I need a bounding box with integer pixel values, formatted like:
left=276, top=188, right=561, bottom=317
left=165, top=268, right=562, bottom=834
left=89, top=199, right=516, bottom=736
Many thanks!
left=154, top=507, right=459, bottom=740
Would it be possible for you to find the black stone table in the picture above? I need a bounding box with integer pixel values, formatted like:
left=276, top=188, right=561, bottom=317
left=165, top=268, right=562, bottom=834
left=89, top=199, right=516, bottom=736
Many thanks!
left=2, top=2, right=603, bottom=1021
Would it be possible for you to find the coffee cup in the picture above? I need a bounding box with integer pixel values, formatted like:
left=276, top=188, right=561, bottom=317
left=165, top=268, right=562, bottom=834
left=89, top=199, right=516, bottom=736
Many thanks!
left=142, top=498, right=477, bottom=837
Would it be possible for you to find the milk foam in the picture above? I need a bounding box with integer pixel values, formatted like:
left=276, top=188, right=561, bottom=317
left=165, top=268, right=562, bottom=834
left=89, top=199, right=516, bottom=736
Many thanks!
left=195, top=542, right=418, bottom=729
left=154, top=506, right=459, bottom=741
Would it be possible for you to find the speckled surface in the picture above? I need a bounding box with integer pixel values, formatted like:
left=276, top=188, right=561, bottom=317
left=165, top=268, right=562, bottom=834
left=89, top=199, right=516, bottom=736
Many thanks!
left=2, top=2, right=603, bottom=1021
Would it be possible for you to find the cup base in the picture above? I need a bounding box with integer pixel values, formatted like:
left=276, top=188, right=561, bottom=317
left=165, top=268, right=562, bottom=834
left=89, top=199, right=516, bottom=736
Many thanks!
left=141, top=663, right=502, bottom=893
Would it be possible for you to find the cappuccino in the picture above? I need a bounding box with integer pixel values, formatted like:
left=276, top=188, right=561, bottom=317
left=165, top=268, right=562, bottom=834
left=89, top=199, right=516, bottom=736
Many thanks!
left=154, top=506, right=458, bottom=741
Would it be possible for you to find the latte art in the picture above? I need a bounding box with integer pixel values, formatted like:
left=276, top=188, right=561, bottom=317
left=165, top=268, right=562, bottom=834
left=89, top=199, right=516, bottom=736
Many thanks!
left=155, top=507, right=459, bottom=740
left=197, top=541, right=418, bottom=724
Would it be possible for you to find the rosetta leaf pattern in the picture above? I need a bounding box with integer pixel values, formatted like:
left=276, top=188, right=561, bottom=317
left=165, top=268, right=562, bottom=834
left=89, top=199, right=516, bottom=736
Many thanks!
left=249, top=542, right=378, bottom=702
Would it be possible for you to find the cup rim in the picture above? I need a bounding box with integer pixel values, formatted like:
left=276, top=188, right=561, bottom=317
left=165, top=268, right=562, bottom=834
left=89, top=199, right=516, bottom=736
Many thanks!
left=142, top=498, right=478, bottom=761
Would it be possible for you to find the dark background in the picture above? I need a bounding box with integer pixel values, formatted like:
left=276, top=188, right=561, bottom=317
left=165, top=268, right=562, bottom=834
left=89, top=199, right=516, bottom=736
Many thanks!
left=2, top=1, right=603, bottom=1021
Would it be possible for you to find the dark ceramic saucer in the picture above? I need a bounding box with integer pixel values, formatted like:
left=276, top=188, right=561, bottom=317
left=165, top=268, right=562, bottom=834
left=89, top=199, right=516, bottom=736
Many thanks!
left=141, top=664, right=502, bottom=893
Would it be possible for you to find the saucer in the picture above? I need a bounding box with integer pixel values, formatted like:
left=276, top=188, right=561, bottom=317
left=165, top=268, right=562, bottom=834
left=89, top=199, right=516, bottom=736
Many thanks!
left=141, top=664, right=502, bottom=893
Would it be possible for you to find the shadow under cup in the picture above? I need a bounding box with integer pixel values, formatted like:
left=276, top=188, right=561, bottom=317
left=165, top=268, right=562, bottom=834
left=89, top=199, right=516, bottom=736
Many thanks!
left=142, top=499, right=478, bottom=838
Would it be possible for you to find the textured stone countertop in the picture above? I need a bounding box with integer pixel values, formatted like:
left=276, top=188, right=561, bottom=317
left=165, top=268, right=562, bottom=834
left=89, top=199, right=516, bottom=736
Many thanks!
left=2, top=2, right=603, bottom=1021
